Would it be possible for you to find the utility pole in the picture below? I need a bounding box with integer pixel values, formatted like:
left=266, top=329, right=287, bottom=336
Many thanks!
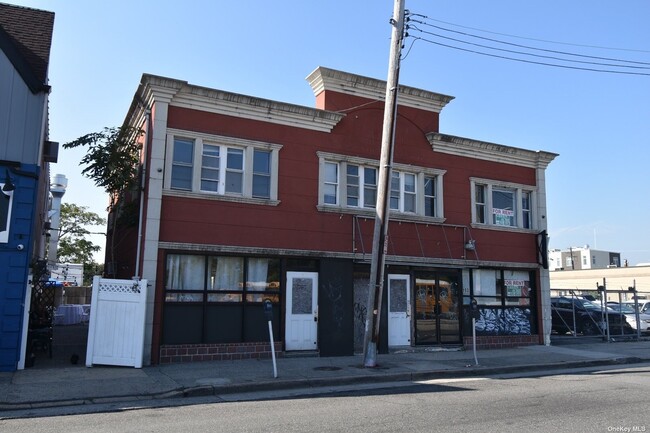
left=363, top=0, right=406, bottom=368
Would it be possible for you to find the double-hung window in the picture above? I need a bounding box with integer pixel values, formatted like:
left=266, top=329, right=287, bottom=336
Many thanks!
left=171, top=138, right=194, bottom=190
left=200, top=144, right=220, bottom=192
left=346, top=164, right=377, bottom=208
left=323, top=162, right=339, bottom=205
left=167, top=132, right=281, bottom=202
left=253, top=150, right=271, bottom=198
left=424, top=176, right=437, bottom=217
left=471, top=178, right=535, bottom=230
left=390, top=171, right=416, bottom=213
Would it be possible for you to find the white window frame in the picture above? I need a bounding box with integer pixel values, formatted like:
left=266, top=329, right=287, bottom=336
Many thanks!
left=165, top=130, right=282, bottom=204
left=470, top=177, right=537, bottom=232
left=317, top=152, right=445, bottom=222
left=345, top=164, right=378, bottom=209
left=390, top=171, right=417, bottom=214
left=0, top=186, right=14, bottom=243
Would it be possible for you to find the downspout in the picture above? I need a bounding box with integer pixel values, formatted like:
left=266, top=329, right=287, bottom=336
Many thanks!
left=134, top=109, right=151, bottom=279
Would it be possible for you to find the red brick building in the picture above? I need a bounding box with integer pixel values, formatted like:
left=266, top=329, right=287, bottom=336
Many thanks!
left=111, top=67, right=557, bottom=364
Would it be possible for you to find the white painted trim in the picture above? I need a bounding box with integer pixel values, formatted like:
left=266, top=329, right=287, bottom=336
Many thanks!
left=428, top=133, right=557, bottom=169
left=139, top=74, right=344, bottom=133
left=307, top=66, right=454, bottom=113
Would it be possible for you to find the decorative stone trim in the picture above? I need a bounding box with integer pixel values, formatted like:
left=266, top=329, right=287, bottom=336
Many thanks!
left=159, top=342, right=283, bottom=364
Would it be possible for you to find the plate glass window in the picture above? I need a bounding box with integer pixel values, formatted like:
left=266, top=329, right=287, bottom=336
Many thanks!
left=492, top=187, right=516, bottom=227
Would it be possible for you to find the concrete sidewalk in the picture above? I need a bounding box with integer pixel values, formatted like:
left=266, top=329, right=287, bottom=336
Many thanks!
left=1, top=338, right=649, bottom=411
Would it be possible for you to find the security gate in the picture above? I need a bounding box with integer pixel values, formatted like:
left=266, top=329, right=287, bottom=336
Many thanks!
left=86, top=277, right=147, bottom=368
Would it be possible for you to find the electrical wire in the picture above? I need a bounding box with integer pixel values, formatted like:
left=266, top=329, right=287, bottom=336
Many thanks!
left=408, top=18, right=650, bottom=67
left=404, top=12, right=650, bottom=76
left=409, top=14, right=650, bottom=54
left=407, top=23, right=650, bottom=71
left=408, top=35, right=650, bottom=76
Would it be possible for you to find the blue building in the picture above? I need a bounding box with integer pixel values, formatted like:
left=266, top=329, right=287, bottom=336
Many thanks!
left=0, top=3, right=56, bottom=371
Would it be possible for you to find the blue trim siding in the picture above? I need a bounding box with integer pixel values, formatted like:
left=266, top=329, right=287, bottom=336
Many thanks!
left=0, top=164, right=38, bottom=371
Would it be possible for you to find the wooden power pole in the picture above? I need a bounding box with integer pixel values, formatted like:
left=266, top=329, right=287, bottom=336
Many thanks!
left=363, top=0, right=406, bottom=368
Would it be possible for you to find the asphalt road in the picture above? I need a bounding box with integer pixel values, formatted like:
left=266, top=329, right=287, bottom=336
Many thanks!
left=2, top=363, right=650, bottom=433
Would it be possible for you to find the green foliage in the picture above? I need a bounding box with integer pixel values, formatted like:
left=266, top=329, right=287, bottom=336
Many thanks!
left=62, top=126, right=143, bottom=210
left=83, top=262, right=104, bottom=286
left=56, top=203, right=105, bottom=265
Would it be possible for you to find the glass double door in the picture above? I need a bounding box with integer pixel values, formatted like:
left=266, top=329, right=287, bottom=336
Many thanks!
left=414, top=273, right=461, bottom=344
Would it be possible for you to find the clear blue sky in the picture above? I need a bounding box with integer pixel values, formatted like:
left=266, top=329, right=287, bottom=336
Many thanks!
left=9, top=0, right=650, bottom=265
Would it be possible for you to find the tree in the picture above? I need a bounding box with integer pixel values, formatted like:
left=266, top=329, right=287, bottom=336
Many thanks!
left=63, top=126, right=143, bottom=274
left=57, top=203, right=106, bottom=285
left=63, top=127, right=143, bottom=212
left=57, top=203, right=106, bottom=262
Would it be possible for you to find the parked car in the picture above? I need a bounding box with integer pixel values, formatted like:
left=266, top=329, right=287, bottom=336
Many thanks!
left=607, top=303, right=650, bottom=333
left=620, top=300, right=650, bottom=315
left=551, top=297, right=633, bottom=335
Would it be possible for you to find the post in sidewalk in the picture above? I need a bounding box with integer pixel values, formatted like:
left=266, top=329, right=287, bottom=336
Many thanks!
left=263, top=300, right=278, bottom=378
left=363, top=0, right=406, bottom=368
left=470, top=298, right=480, bottom=365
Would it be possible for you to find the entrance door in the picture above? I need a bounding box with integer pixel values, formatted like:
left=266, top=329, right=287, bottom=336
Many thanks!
left=285, top=272, right=318, bottom=351
left=388, top=275, right=411, bottom=346
left=415, top=273, right=461, bottom=344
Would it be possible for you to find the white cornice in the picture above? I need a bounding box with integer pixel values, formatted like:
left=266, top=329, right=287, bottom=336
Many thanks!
left=427, top=133, right=558, bottom=169
left=307, top=66, right=455, bottom=113
left=135, top=74, right=344, bottom=133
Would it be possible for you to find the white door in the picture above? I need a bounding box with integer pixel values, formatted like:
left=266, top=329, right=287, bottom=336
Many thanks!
left=388, top=274, right=411, bottom=346
left=285, top=272, right=318, bottom=351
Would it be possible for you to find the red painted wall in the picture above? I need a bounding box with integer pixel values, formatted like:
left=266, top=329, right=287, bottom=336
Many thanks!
left=158, top=97, right=539, bottom=265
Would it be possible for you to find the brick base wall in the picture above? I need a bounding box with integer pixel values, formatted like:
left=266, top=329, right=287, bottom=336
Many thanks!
left=463, top=335, right=539, bottom=350
left=159, top=342, right=283, bottom=364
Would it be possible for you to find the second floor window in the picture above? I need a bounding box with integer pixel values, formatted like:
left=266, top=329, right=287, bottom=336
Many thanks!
left=346, top=164, right=377, bottom=208
left=171, top=138, right=194, bottom=190
left=318, top=152, right=445, bottom=220
left=390, top=171, right=416, bottom=213
left=471, top=178, right=536, bottom=230
left=167, top=132, right=281, bottom=202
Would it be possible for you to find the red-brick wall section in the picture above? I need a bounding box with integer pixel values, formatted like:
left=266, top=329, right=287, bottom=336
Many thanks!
left=463, top=335, right=539, bottom=350
left=159, top=342, right=283, bottom=364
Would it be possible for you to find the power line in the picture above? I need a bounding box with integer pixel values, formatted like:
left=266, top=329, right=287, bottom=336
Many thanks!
left=404, top=11, right=650, bottom=77
left=409, top=14, right=650, bottom=54
left=408, top=35, right=650, bottom=76
left=408, top=18, right=650, bottom=67
left=407, top=24, right=650, bottom=71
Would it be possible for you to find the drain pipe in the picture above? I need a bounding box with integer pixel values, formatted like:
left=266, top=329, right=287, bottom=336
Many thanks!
left=134, top=109, right=150, bottom=279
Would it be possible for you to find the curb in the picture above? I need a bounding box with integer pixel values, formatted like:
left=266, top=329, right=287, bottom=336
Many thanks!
left=0, top=356, right=647, bottom=413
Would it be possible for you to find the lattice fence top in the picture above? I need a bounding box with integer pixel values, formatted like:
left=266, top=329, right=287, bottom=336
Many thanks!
left=99, top=280, right=142, bottom=294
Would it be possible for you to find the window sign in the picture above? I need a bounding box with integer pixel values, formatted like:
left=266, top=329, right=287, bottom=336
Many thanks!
left=493, top=208, right=515, bottom=226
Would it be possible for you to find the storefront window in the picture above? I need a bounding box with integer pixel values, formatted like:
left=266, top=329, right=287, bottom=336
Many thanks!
left=165, top=254, right=204, bottom=302
left=163, top=254, right=283, bottom=345
left=472, top=269, right=531, bottom=307
left=503, top=270, right=531, bottom=306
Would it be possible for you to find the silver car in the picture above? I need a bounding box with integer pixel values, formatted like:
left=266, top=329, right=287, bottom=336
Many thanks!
left=608, top=302, right=650, bottom=333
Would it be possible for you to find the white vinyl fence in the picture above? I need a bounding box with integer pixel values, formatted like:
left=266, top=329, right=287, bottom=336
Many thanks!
left=86, top=277, right=148, bottom=368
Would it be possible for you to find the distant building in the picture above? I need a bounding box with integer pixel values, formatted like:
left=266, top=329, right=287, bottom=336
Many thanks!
left=548, top=246, right=621, bottom=271
left=550, top=265, right=650, bottom=302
